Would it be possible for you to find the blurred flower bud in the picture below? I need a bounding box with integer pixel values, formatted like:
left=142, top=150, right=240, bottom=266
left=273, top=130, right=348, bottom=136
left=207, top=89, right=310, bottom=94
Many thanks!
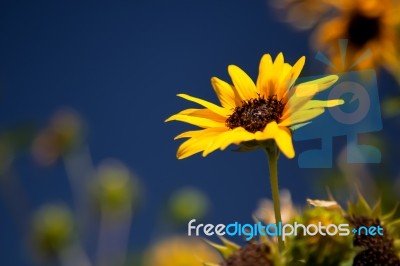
left=92, top=160, right=139, bottom=216
left=383, top=97, right=400, bottom=118
left=286, top=204, right=354, bottom=265
left=255, top=189, right=297, bottom=224
left=31, top=204, right=74, bottom=259
left=32, top=109, right=84, bottom=165
left=143, top=236, right=220, bottom=266
left=168, top=187, right=209, bottom=224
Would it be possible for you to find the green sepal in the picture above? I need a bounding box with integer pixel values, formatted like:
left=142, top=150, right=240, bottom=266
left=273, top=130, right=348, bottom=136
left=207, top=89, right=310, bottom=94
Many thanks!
left=347, top=189, right=372, bottom=217
left=203, top=238, right=239, bottom=259
left=290, top=122, right=311, bottom=131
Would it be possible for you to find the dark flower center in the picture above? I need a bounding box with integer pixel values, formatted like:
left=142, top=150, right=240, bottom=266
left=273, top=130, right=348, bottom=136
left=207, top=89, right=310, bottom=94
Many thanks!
left=226, top=95, right=285, bottom=133
left=347, top=13, right=381, bottom=48
left=220, top=241, right=273, bottom=266
left=347, top=216, right=400, bottom=265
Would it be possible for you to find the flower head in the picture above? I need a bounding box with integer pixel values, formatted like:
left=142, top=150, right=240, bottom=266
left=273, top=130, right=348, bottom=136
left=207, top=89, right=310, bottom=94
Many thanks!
left=166, top=53, right=343, bottom=159
left=315, top=0, right=400, bottom=76
left=345, top=192, right=400, bottom=265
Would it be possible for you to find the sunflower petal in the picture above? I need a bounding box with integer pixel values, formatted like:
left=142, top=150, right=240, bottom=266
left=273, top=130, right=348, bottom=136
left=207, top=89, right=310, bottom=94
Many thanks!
left=300, top=99, right=344, bottom=110
left=257, top=54, right=274, bottom=96
left=275, top=126, right=295, bottom=159
left=281, top=56, right=306, bottom=100
left=177, top=94, right=231, bottom=117
left=175, top=108, right=226, bottom=122
left=279, top=108, right=325, bottom=127
left=254, top=122, right=277, bottom=141
left=165, top=114, right=225, bottom=128
left=228, top=65, right=258, bottom=101
left=276, top=63, right=293, bottom=99
left=211, top=77, right=238, bottom=109
left=177, top=131, right=223, bottom=159
left=253, top=122, right=295, bottom=158
left=290, top=75, right=339, bottom=98
left=202, top=128, right=255, bottom=156
left=282, top=75, right=338, bottom=119
left=288, top=56, right=306, bottom=88
left=174, top=127, right=227, bottom=140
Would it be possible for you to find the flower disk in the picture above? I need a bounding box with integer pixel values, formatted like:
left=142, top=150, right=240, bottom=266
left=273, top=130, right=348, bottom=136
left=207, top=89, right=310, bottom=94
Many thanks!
left=226, top=95, right=285, bottom=133
left=347, top=14, right=381, bottom=48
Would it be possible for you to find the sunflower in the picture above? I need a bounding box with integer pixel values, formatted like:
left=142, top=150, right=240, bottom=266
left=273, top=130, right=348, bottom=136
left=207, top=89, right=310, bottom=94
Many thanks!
left=315, top=0, right=400, bottom=75
left=166, top=53, right=343, bottom=159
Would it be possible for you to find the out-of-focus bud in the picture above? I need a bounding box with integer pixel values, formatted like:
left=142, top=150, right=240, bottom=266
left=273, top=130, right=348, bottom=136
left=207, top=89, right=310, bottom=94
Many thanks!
left=286, top=203, right=355, bottom=265
left=382, top=97, right=400, bottom=118
left=92, top=160, right=139, bottom=216
left=168, top=187, right=209, bottom=225
left=32, top=109, right=84, bottom=165
left=143, top=236, right=220, bottom=266
left=31, top=204, right=74, bottom=259
left=255, top=189, right=297, bottom=224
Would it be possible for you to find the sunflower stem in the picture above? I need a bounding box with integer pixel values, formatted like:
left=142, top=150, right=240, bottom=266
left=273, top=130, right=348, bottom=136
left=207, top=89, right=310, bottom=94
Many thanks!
left=265, top=143, right=284, bottom=252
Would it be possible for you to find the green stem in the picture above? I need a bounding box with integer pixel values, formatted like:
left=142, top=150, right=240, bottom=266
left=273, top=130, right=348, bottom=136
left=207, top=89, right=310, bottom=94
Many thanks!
left=265, top=143, right=284, bottom=252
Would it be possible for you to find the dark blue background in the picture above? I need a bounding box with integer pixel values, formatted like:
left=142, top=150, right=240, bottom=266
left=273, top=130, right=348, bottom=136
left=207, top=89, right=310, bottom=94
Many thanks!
left=0, top=1, right=398, bottom=265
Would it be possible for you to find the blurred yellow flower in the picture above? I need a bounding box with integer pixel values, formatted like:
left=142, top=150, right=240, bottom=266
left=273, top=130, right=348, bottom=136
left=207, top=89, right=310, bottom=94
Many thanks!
left=315, top=0, right=400, bottom=75
left=166, top=53, right=343, bottom=159
left=144, top=236, right=220, bottom=266
left=271, top=0, right=332, bottom=30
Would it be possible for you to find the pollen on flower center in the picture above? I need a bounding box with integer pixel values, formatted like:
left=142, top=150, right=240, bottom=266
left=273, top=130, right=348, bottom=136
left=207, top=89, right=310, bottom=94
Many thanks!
left=226, top=95, right=286, bottom=133
left=347, top=13, right=381, bottom=47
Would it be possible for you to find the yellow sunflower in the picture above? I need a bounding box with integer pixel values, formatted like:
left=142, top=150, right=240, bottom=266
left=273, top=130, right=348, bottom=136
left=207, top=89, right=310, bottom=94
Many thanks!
left=315, top=0, right=400, bottom=74
left=166, top=53, right=343, bottom=159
